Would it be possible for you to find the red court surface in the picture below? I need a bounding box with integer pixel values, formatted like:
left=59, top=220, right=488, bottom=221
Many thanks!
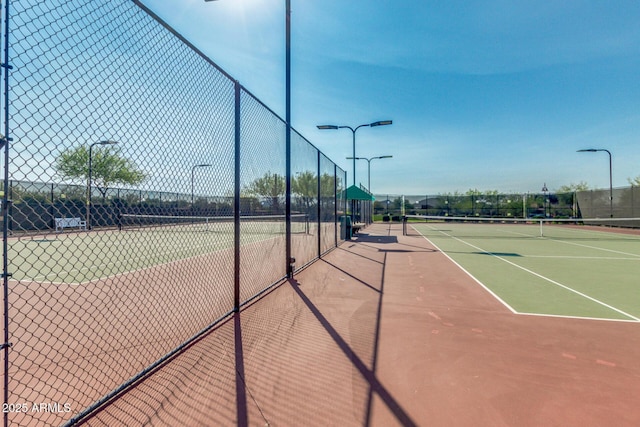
left=85, top=222, right=640, bottom=427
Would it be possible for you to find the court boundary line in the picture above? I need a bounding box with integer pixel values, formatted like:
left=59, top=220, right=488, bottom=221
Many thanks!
left=518, top=312, right=640, bottom=323
left=25, top=236, right=235, bottom=284
left=411, top=224, right=640, bottom=323
left=525, top=255, right=640, bottom=260
left=434, top=222, right=640, bottom=260
left=413, top=228, right=519, bottom=315
left=503, top=222, right=640, bottom=242
left=15, top=220, right=316, bottom=284
left=16, top=233, right=286, bottom=286
left=442, top=232, right=640, bottom=321
left=550, top=237, right=640, bottom=258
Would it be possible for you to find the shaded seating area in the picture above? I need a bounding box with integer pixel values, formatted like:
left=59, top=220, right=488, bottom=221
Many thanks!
left=342, top=185, right=375, bottom=237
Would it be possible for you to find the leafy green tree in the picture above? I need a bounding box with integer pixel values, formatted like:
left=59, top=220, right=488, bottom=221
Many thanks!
left=373, top=200, right=386, bottom=214
left=292, top=171, right=317, bottom=212
left=245, top=172, right=285, bottom=212
left=554, top=182, right=588, bottom=217
left=628, top=176, right=640, bottom=186
left=390, top=197, right=413, bottom=212
left=56, top=145, right=146, bottom=199
left=556, top=182, right=589, bottom=192
left=320, top=173, right=336, bottom=198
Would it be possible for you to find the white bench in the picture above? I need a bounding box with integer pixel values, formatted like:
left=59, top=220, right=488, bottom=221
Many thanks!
left=55, top=217, right=87, bottom=232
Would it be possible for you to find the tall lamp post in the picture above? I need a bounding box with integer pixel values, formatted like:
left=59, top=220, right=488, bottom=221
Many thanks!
left=577, top=148, right=613, bottom=218
left=346, top=155, right=393, bottom=193
left=191, top=163, right=212, bottom=209
left=317, top=120, right=392, bottom=220
left=87, top=140, right=119, bottom=229
left=317, top=120, right=392, bottom=188
left=541, top=183, right=548, bottom=218
left=205, top=0, right=294, bottom=277
left=346, top=155, right=392, bottom=224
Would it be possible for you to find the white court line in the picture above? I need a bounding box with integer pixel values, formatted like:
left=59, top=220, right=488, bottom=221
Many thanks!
left=413, top=224, right=640, bottom=322
left=477, top=224, right=640, bottom=259
left=525, top=255, right=640, bottom=261
left=413, top=226, right=519, bottom=315
left=28, top=237, right=224, bottom=282
left=518, top=312, right=640, bottom=323
left=550, top=238, right=640, bottom=258
left=23, top=233, right=284, bottom=286
left=503, top=224, right=640, bottom=258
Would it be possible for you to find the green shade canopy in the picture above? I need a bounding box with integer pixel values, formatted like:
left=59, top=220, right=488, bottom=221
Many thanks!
left=341, top=185, right=375, bottom=201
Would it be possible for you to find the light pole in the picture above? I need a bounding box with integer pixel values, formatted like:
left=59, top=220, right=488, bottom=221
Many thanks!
left=87, top=140, right=119, bottom=229
left=205, top=0, right=294, bottom=277
left=577, top=148, right=613, bottom=217
left=541, top=183, right=548, bottom=218
left=317, top=120, right=392, bottom=188
left=318, top=121, right=391, bottom=221
left=346, top=155, right=392, bottom=193
left=191, top=164, right=212, bottom=209
left=346, top=155, right=392, bottom=224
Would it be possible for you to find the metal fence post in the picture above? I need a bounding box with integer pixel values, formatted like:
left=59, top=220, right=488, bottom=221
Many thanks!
left=317, top=150, right=321, bottom=257
left=3, top=2, right=347, bottom=424
left=334, top=164, right=337, bottom=246
left=1, top=1, right=12, bottom=424
left=285, top=0, right=293, bottom=278
left=234, top=80, right=241, bottom=311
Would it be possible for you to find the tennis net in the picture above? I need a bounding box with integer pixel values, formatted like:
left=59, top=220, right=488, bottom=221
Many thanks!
left=120, top=213, right=310, bottom=235
left=403, top=215, right=640, bottom=239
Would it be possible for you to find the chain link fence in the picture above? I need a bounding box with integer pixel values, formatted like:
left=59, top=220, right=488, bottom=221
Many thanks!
left=377, top=187, right=640, bottom=221
left=576, top=186, right=640, bottom=219
left=380, top=186, right=640, bottom=219
left=0, top=1, right=346, bottom=425
left=374, top=192, right=578, bottom=219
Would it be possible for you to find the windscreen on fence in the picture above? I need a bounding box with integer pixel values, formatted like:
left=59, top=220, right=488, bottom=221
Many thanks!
left=403, top=214, right=640, bottom=240
left=383, top=189, right=640, bottom=223
left=576, top=186, right=640, bottom=219
left=375, top=193, right=578, bottom=218
left=0, top=1, right=346, bottom=426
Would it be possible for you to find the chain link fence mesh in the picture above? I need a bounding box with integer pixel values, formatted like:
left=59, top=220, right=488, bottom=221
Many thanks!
left=291, top=130, right=320, bottom=269
left=238, top=89, right=287, bottom=301
left=319, top=154, right=337, bottom=254
left=374, top=192, right=578, bottom=219
left=0, top=1, right=346, bottom=425
left=375, top=187, right=640, bottom=223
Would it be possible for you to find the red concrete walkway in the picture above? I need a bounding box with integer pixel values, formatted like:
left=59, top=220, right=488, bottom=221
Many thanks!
left=86, top=222, right=640, bottom=427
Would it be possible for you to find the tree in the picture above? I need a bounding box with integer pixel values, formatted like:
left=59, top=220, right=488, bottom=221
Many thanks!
left=245, top=172, right=285, bottom=213
left=554, top=182, right=589, bottom=217
left=391, top=197, right=413, bottom=211
left=556, top=182, right=589, bottom=193
left=320, top=173, right=336, bottom=198
left=628, top=176, right=640, bottom=186
left=56, top=145, right=146, bottom=199
left=292, top=170, right=317, bottom=213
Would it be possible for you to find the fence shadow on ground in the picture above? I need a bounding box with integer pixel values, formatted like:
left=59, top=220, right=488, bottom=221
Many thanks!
left=81, top=231, right=419, bottom=426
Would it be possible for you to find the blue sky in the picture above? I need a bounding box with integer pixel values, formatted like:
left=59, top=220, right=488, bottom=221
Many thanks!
left=141, top=0, right=640, bottom=196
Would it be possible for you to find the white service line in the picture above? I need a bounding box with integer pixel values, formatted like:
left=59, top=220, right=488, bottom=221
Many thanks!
left=413, top=226, right=518, bottom=315
left=415, top=224, right=640, bottom=322
left=550, top=238, right=640, bottom=258
left=525, top=255, right=640, bottom=261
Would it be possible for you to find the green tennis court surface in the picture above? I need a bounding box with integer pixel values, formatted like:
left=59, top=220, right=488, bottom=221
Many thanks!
left=9, top=217, right=311, bottom=284
left=408, top=220, right=640, bottom=321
